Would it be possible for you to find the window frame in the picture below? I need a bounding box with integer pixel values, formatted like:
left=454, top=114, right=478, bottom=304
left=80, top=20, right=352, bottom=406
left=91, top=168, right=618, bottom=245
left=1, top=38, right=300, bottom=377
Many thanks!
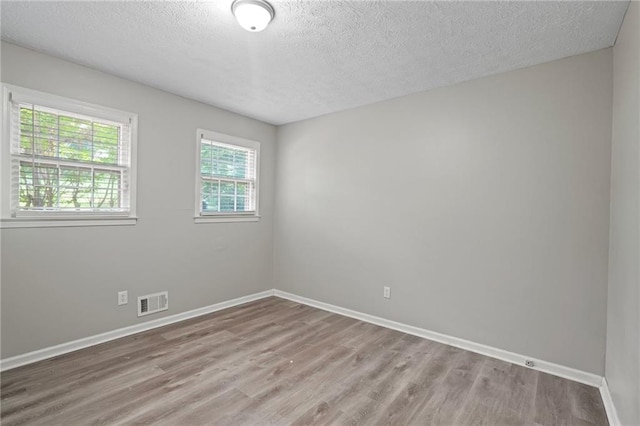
left=194, top=128, right=260, bottom=224
left=1, top=83, right=138, bottom=228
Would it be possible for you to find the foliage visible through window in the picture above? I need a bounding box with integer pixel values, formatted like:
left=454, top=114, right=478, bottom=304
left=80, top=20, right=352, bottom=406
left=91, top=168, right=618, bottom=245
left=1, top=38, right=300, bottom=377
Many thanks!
left=2, top=86, right=136, bottom=226
left=200, top=137, right=257, bottom=214
left=10, top=102, right=132, bottom=215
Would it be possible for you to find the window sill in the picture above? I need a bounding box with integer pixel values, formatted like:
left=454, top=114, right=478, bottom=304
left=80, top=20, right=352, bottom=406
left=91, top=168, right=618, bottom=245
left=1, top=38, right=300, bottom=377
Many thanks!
left=1, top=217, right=138, bottom=229
left=194, top=215, right=260, bottom=224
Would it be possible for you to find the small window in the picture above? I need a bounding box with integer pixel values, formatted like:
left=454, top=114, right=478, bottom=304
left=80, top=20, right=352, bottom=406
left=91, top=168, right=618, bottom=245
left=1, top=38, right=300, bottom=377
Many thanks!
left=1, top=84, right=138, bottom=228
left=195, top=129, right=259, bottom=223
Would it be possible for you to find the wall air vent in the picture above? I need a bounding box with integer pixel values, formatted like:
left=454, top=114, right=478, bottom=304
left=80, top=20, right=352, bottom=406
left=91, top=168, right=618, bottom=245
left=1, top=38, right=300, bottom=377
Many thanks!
left=137, top=291, right=168, bottom=317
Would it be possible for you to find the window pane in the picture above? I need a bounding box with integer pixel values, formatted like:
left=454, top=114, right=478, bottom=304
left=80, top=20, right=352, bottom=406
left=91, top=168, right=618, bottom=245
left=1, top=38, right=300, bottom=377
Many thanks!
left=231, top=150, right=248, bottom=179
left=211, top=145, right=249, bottom=179
left=211, top=146, right=226, bottom=176
left=93, top=170, right=121, bottom=209
left=220, top=181, right=235, bottom=195
left=19, top=107, right=34, bottom=155
left=92, top=123, right=119, bottom=165
left=34, top=110, right=58, bottom=157
left=201, top=143, right=212, bottom=176
left=59, top=167, right=93, bottom=209
left=58, top=115, right=92, bottom=161
left=19, top=106, right=122, bottom=166
left=209, top=196, right=220, bottom=211
left=236, top=195, right=247, bottom=211
left=236, top=182, right=247, bottom=196
left=220, top=195, right=235, bottom=212
left=202, top=180, right=220, bottom=212
left=31, top=164, right=58, bottom=208
left=19, top=163, right=34, bottom=208
left=202, top=180, right=211, bottom=199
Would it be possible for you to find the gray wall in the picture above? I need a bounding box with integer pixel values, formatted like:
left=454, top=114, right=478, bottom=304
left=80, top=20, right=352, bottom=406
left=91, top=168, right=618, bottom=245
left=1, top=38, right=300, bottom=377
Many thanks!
left=0, top=42, right=276, bottom=358
left=274, top=49, right=613, bottom=375
left=607, top=1, right=640, bottom=424
left=0, top=36, right=625, bottom=389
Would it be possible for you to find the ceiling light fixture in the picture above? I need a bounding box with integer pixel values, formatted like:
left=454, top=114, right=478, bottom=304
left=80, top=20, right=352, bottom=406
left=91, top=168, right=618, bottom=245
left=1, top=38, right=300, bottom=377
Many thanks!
left=231, top=0, right=274, bottom=32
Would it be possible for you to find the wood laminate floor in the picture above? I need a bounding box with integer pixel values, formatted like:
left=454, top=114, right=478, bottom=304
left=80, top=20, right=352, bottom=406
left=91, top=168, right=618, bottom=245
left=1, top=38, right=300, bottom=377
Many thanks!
left=1, top=297, right=608, bottom=425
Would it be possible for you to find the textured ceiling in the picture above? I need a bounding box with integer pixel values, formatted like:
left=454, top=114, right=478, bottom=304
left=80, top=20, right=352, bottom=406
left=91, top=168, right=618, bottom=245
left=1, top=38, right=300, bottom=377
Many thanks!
left=0, top=1, right=630, bottom=125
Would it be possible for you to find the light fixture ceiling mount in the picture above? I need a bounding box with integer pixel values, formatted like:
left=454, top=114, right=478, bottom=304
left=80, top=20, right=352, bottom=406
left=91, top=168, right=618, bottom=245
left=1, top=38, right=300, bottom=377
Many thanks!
left=231, top=0, right=274, bottom=32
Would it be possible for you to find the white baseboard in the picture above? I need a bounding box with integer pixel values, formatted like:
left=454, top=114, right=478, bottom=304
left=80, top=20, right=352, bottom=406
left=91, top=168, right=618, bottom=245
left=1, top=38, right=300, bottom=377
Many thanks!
left=600, top=378, right=622, bottom=426
left=273, top=289, right=604, bottom=388
left=0, top=290, right=275, bottom=372
left=0, top=287, right=621, bottom=423
left=0, top=287, right=607, bottom=394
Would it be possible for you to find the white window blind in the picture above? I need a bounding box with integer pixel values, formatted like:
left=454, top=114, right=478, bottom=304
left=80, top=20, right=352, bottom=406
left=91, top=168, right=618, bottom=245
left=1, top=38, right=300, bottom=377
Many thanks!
left=198, top=133, right=259, bottom=216
left=5, top=87, right=136, bottom=220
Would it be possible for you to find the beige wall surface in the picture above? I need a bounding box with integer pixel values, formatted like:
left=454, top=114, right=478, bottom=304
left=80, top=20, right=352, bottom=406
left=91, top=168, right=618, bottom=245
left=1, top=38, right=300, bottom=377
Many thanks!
left=274, top=49, right=613, bottom=375
left=607, top=2, right=640, bottom=424
left=0, top=42, right=277, bottom=358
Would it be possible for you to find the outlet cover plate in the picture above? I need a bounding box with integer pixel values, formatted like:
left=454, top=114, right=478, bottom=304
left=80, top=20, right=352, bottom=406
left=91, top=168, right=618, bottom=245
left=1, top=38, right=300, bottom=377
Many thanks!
left=118, top=291, right=128, bottom=306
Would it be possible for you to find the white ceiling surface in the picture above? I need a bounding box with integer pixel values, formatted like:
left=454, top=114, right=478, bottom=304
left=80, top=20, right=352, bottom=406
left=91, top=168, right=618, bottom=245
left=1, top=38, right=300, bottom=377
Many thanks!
left=0, top=1, right=630, bottom=125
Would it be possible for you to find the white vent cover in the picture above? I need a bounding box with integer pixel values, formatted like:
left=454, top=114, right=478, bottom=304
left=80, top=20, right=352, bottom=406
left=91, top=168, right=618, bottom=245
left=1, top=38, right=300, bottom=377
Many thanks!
left=137, top=291, right=168, bottom=317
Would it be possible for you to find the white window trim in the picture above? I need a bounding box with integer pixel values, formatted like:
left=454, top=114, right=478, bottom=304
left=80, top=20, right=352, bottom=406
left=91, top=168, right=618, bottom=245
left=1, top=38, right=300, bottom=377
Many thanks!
left=0, top=83, right=138, bottom=229
left=194, top=128, right=260, bottom=224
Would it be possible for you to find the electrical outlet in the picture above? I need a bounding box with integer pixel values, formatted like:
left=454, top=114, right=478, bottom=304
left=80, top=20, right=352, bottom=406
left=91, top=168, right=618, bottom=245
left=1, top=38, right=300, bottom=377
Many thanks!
left=525, top=360, right=534, bottom=368
left=118, top=291, right=128, bottom=306
left=383, top=286, right=391, bottom=299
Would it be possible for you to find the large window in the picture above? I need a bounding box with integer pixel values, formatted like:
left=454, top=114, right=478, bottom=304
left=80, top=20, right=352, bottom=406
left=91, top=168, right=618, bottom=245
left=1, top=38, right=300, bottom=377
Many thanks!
left=195, top=129, right=259, bottom=222
left=1, top=84, right=137, bottom=227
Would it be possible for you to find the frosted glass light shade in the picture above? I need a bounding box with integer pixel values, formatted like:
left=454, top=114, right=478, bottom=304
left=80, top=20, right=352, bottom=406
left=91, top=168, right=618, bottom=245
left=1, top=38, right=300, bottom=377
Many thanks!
left=231, top=0, right=274, bottom=32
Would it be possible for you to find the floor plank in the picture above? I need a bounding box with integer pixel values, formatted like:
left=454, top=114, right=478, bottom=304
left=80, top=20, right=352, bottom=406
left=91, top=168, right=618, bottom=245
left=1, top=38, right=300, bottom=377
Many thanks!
left=0, top=297, right=608, bottom=425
